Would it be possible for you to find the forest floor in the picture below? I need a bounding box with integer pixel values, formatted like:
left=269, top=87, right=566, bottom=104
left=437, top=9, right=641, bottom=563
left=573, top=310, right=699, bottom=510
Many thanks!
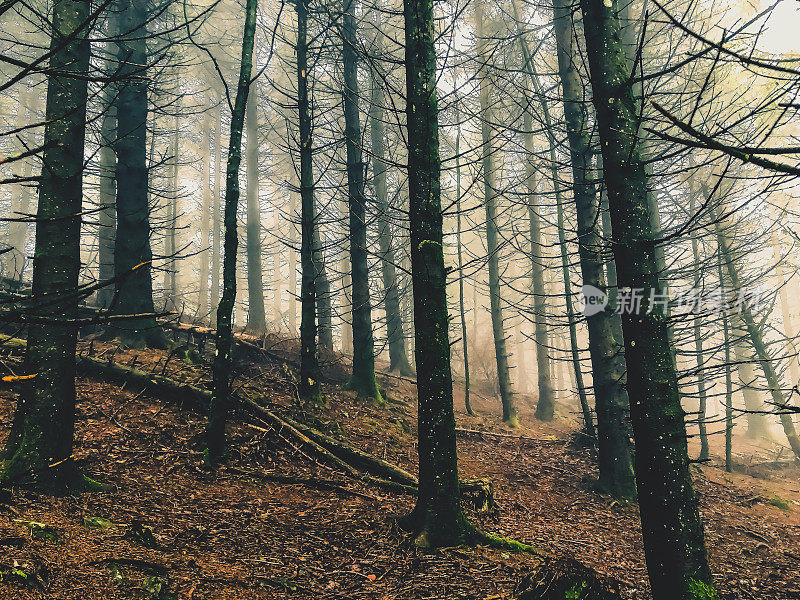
left=0, top=335, right=799, bottom=599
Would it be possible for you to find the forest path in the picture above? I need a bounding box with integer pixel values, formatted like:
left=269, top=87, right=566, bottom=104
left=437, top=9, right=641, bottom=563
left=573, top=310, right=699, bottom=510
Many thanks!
left=0, top=339, right=798, bottom=599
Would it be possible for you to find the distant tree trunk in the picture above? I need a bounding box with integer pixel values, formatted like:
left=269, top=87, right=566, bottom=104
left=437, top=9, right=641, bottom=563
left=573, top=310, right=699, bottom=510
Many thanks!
left=245, top=83, right=266, bottom=334
left=204, top=0, right=258, bottom=465
left=163, top=114, right=179, bottom=314
left=198, top=110, right=212, bottom=322
left=1, top=0, right=98, bottom=492
left=688, top=184, right=709, bottom=461
left=370, top=31, right=413, bottom=376
left=289, top=192, right=298, bottom=334
left=719, top=257, right=734, bottom=473
left=112, top=0, right=165, bottom=347
left=97, top=72, right=117, bottom=309
left=551, top=0, right=634, bottom=496
left=402, top=0, right=480, bottom=545
left=297, top=0, right=320, bottom=401
left=580, top=0, right=715, bottom=596
left=4, top=84, right=33, bottom=282
left=314, top=220, right=333, bottom=348
left=711, top=203, right=800, bottom=459
left=340, top=250, right=353, bottom=354
left=454, top=103, right=472, bottom=416
left=521, top=110, right=555, bottom=423
left=342, top=0, right=380, bottom=401
left=476, top=0, right=516, bottom=426
left=211, top=103, right=222, bottom=327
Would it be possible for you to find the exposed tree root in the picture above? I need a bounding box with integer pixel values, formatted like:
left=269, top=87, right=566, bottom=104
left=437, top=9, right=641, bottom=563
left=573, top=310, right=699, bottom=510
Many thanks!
left=515, top=555, right=624, bottom=599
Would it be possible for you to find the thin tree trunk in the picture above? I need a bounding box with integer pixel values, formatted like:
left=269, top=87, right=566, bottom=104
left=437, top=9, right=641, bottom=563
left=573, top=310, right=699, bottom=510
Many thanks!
left=198, top=110, right=212, bottom=322
left=475, top=0, right=516, bottom=426
left=5, top=84, right=33, bottom=282
left=688, top=184, right=709, bottom=461
left=1, top=0, right=98, bottom=492
left=245, top=83, right=266, bottom=334
left=454, top=102, right=472, bottom=416
left=289, top=192, right=298, bottom=334
left=719, top=255, right=734, bottom=473
left=342, top=0, right=380, bottom=401
left=97, top=68, right=117, bottom=309
left=211, top=103, right=222, bottom=327
left=163, top=114, right=179, bottom=313
left=297, top=0, right=320, bottom=402
left=580, top=0, right=715, bottom=595
left=204, top=0, right=258, bottom=465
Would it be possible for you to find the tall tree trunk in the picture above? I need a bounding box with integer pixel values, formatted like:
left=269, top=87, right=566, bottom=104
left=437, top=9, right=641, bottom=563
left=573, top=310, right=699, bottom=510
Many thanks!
left=342, top=0, right=380, bottom=401
left=719, top=256, right=734, bottom=473
left=1, top=0, right=98, bottom=492
left=163, top=114, right=179, bottom=313
left=580, top=0, right=715, bottom=596
left=402, top=0, right=480, bottom=545
left=454, top=102, right=472, bottom=415
left=112, top=0, right=165, bottom=347
left=521, top=109, right=555, bottom=424
left=550, top=0, right=634, bottom=496
left=198, top=110, right=212, bottom=322
left=4, top=83, right=33, bottom=282
left=688, top=183, right=709, bottom=461
left=475, top=0, right=516, bottom=426
left=97, top=70, right=117, bottom=310
left=297, top=0, right=320, bottom=401
left=245, top=83, right=266, bottom=334
left=204, top=0, right=258, bottom=465
left=370, top=29, right=413, bottom=376
left=314, top=217, right=333, bottom=348
left=289, top=192, right=298, bottom=334
left=211, top=103, right=222, bottom=327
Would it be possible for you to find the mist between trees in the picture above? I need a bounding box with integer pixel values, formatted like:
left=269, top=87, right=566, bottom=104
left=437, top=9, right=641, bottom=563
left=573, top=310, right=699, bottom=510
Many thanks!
left=1, top=0, right=799, bottom=597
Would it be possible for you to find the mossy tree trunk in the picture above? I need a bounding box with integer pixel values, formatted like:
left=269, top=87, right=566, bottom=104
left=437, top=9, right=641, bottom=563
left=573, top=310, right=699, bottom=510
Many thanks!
left=551, top=0, right=634, bottom=497
left=1, top=0, right=96, bottom=493
left=580, top=0, right=716, bottom=596
left=402, top=0, right=479, bottom=545
left=342, top=0, right=380, bottom=401
left=204, top=0, right=258, bottom=465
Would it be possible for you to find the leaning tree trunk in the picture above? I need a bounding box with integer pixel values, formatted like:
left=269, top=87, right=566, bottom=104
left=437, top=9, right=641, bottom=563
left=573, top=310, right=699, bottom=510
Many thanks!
left=297, top=0, right=320, bottom=401
left=204, top=0, right=258, bottom=465
left=369, top=26, right=413, bottom=377
left=580, top=0, right=715, bottom=597
left=550, top=0, right=634, bottom=497
left=1, top=0, right=98, bottom=492
left=112, top=0, right=165, bottom=347
left=342, top=0, right=380, bottom=401
left=475, top=0, right=516, bottom=426
left=245, top=83, right=266, bottom=335
left=402, top=0, right=481, bottom=546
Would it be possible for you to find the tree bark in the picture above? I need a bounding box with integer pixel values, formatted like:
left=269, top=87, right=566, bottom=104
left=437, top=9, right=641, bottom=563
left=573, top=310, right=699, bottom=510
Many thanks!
left=1, top=0, right=97, bottom=492
left=204, top=0, right=258, bottom=465
left=198, top=109, right=212, bottom=322
left=580, top=0, right=715, bottom=596
left=97, top=67, right=117, bottom=310
left=211, top=103, right=222, bottom=327
left=342, top=0, right=380, bottom=401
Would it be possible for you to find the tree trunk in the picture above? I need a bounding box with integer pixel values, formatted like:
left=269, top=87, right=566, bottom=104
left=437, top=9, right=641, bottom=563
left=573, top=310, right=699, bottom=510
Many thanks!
left=211, top=103, right=222, bottom=327
left=289, top=192, right=298, bottom=334
left=4, top=83, right=33, bottom=282
left=198, top=109, right=212, bottom=322
left=297, top=0, right=320, bottom=402
left=245, top=83, right=266, bottom=334
left=97, top=68, right=117, bottom=310
left=550, top=0, right=634, bottom=496
left=454, top=102, right=472, bottom=416
left=1, top=0, right=98, bottom=492
left=402, top=0, right=480, bottom=546
left=475, top=0, right=516, bottom=426
left=688, top=185, right=709, bottom=461
left=204, top=0, right=258, bottom=465
left=370, top=27, right=413, bottom=377
left=163, top=113, right=179, bottom=313
left=342, top=0, right=380, bottom=401
left=580, top=0, right=715, bottom=596
left=112, top=0, right=165, bottom=347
